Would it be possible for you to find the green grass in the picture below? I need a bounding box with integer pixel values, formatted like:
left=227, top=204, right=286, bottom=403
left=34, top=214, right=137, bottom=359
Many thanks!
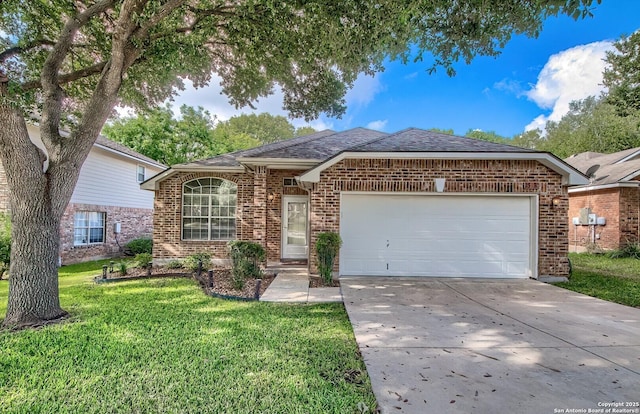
left=0, top=261, right=376, bottom=413
left=554, top=253, right=640, bottom=308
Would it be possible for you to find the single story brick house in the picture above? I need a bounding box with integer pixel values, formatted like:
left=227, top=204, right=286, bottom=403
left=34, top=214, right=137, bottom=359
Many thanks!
left=142, top=128, right=586, bottom=279
left=565, top=148, right=640, bottom=251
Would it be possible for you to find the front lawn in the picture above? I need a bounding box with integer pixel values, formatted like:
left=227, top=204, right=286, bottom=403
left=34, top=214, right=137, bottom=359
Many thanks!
left=0, top=261, right=376, bottom=413
left=554, top=253, right=640, bottom=308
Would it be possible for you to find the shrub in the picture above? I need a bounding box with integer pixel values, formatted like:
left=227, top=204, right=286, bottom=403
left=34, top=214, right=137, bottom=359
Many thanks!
left=228, top=241, right=265, bottom=289
left=126, top=238, right=153, bottom=255
left=0, top=213, right=10, bottom=279
left=607, top=242, right=640, bottom=259
left=166, top=260, right=184, bottom=269
left=183, top=252, right=212, bottom=272
left=117, top=261, right=128, bottom=276
left=316, top=232, right=342, bottom=285
left=134, top=253, right=153, bottom=269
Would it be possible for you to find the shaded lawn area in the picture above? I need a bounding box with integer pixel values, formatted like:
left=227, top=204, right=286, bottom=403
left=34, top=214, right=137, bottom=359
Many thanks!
left=555, top=253, right=640, bottom=308
left=0, top=261, right=376, bottom=413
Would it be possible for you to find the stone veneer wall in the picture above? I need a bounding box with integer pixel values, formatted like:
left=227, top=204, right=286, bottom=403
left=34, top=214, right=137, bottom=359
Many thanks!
left=308, top=158, right=569, bottom=277
left=60, top=203, right=153, bottom=264
left=152, top=171, right=254, bottom=261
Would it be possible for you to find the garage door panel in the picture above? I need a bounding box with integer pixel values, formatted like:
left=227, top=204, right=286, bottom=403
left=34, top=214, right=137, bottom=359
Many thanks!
left=340, top=194, right=533, bottom=278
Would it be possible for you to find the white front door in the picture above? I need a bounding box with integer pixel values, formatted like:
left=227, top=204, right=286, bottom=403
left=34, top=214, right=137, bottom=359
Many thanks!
left=282, top=195, right=309, bottom=259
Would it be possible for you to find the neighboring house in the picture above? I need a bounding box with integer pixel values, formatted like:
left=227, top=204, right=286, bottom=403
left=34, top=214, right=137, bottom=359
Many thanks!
left=143, top=128, right=586, bottom=279
left=0, top=124, right=166, bottom=264
left=564, top=148, right=640, bottom=251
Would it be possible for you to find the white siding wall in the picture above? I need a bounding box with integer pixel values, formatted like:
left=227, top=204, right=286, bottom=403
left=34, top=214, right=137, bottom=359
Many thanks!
left=26, top=124, right=162, bottom=209
left=71, top=147, right=161, bottom=208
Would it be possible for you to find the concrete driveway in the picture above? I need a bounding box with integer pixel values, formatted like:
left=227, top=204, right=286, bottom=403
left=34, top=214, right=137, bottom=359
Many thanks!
left=341, top=278, right=640, bottom=414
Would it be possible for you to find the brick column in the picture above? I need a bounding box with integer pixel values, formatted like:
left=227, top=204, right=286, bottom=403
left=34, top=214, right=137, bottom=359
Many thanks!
left=253, top=166, right=267, bottom=247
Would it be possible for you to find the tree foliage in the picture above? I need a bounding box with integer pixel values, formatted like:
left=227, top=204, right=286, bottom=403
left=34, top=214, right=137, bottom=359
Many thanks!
left=215, top=113, right=295, bottom=144
left=0, top=0, right=601, bottom=327
left=603, top=32, right=640, bottom=116
left=104, top=109, right=316, bottom=165
left=464, top=129, right=509, bottom=144
left=538, top=96, right=640, bottom=158
left=103, top=105, right=217, bottom=165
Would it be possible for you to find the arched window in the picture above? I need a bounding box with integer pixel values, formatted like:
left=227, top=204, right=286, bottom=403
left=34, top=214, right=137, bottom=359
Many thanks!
left=182, top=178, right=237, bottom=240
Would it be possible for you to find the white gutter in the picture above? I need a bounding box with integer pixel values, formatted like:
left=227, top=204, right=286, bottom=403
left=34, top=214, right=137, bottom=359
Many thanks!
left=568, top=182, right=640, bottom=193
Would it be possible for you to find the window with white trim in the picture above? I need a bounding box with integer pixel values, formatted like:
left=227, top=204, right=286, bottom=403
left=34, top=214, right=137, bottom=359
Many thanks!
left=182, top=178, right=237, bottom=240
left=74, top=212, right=106, bottom=246
left=137, top=165, right=146, bottom=182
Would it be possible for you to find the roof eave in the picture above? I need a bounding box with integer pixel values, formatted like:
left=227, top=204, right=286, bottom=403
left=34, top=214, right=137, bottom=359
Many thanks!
left=140, top=165, right=246, bottom=190
left=568, top=182, right=640, bottom=193
left=93, top=143, right=166, bottom=169
left=297, top=151, right=589, bottom=186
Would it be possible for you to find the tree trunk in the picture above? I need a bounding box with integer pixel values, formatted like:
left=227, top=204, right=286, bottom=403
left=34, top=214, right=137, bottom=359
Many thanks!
left=0, top=104, right=71, bottom=328
left=2, top=203, right=67, bottom=328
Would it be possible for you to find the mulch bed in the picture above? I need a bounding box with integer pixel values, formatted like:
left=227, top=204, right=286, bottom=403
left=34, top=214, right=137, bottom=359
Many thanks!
left=309, top=275, right=340, bottom=288
left=95, top=266, right=276, bottom=301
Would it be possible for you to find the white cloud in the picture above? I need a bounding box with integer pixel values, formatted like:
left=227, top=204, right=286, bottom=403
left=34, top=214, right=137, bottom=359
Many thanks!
left=159, top=71, right=383, bottom=130
left=169, top=75, right=289, bottom=122
left=366, top=119, right=388, bottom=131
left=345, top=73, right=385, bottom=108
left=493, top=78, right=524, bottom=95
left=524, top=41, right=613, bottom=131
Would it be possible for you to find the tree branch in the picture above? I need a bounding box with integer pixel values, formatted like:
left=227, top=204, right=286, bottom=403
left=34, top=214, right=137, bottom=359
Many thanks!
left=40, top=0, right=116, bottom=151
left=20, top=61, right=108, bottom=91
left=0, top=40, right=56, bottom=64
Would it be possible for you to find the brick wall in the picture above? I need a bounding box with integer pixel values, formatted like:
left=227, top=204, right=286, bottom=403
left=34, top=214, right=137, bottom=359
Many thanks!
left=60, top=203, right=153, bottom=264
left=265, top=169, right=307, bottom=261
left=309, top=158, right=569, bottom=277
left=153, top=171, right=254, bottom=261
left=568, top=189, right=620, bottom=250
left=619, top=187, right=639, bottom=246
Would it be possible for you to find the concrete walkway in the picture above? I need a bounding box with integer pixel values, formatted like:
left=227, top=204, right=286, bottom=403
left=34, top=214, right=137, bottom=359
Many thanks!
left=342, top=277, right=640, bottom=414
left=259, top=266, right=342, bottom=303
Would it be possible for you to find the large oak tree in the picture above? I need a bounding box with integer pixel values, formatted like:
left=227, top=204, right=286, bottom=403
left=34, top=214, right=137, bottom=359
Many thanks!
left=0, top=0, right=599, bottom=328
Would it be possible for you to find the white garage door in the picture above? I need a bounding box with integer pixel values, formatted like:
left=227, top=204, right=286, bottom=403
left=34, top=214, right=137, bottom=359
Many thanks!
left=340, top=194, right=534, bottom=278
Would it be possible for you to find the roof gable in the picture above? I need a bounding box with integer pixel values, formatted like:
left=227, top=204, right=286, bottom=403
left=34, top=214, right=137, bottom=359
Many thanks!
left=565, top=147, right=640, bottom=186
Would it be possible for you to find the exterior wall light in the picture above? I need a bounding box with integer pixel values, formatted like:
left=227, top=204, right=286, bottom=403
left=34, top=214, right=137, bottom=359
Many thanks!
left=552, top=196, right=562, bottom=208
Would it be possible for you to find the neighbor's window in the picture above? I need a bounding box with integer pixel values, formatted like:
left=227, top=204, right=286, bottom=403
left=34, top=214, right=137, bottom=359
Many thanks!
left=182, top=178, right=237, bottom=240
left=137, top=165, right=146, bottom=182
left=74, top=212, right=106, bottom=246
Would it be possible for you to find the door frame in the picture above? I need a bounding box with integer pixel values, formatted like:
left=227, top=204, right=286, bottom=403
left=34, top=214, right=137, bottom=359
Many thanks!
left=281, top=195, right=310, bottom=260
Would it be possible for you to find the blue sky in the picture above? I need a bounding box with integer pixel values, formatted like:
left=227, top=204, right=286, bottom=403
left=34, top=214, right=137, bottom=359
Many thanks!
left=172, top=1, right=640, bottom=137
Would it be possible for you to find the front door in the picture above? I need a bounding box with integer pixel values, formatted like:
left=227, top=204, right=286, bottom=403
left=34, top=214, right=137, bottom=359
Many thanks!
left=282, top=195, right=309, bottom=259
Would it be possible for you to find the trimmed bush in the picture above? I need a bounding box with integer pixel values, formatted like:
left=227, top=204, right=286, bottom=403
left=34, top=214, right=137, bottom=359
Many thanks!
left=134, top=253, right=153, bottom=269
left=126, top=238, right=153, bottom=255
left=183, top=252, right=212, bottom=272
left=117, top=261, right=128, bottom=276
left=166, top=260, right=184, bottom=269
left=228, top=241, right=265, bottom=289
left=316, top=232, right=342, bottom=285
